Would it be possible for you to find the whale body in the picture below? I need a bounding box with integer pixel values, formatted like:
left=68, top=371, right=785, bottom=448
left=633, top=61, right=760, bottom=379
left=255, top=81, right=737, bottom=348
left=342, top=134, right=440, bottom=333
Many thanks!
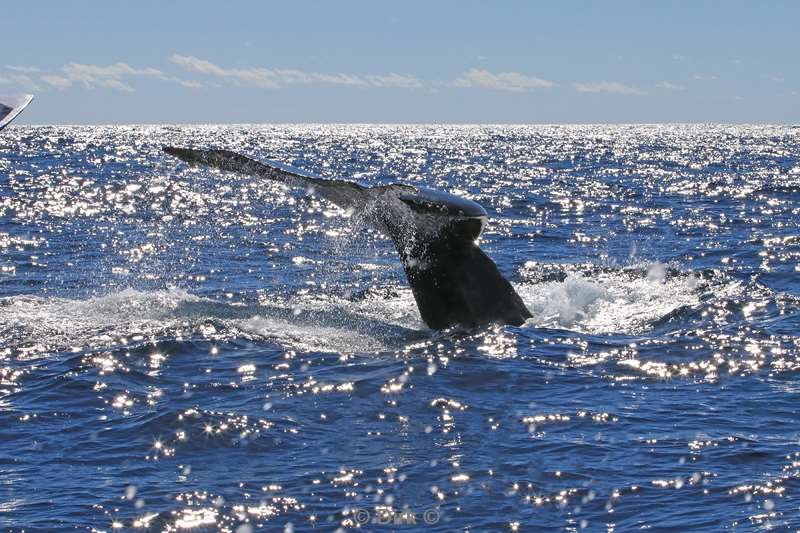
left=163, top=146, right=532, bottom=330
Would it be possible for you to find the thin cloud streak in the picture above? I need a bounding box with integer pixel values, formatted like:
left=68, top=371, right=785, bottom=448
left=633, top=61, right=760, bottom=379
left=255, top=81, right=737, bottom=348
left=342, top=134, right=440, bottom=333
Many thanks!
left=573, top=81, right=646, bottom=95
left=656, top=81, right=686, bottom=91
left=6, top=65, right=42, bottom=74
left=453, top=68, right=555, bottom=92
left=2, top=59, right=690, bottom=103
left=0, top=73, right=41, bottom=91
left=169, top=54, right=423, bottom=90
left=36, top=62, right=166, bottom=92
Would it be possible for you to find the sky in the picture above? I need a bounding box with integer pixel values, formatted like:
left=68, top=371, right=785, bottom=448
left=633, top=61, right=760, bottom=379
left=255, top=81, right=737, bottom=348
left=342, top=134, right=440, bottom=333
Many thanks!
left=2, top=1, right=799, bottom=124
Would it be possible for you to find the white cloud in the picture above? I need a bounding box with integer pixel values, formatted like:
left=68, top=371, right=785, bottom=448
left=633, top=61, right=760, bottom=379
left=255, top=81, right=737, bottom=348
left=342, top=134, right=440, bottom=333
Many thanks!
left=169, top=55, right=245, bottom=79
left=64, top=62, right=162, bottom=90
left=656, top=81, right=686, bottom=91
left=364, top=73, right=422, bottom=89
left=453, top=68, right=555, bottom=92
left=0, top=73, right=41, bottom=90
left=169, top=54, right=422, bottom=90
left=10, top=57, right=670, bottom=102
left=39, top=62, right=164, bottom=91
left=173, top=78, right=205, bottom=89
left=39, top=74, right=71, bottom=89
left=693, top=74, right=719, bottom=81
left=6, top=65, right=42, bottom=73
left=573, top=81, right=646, bottom=95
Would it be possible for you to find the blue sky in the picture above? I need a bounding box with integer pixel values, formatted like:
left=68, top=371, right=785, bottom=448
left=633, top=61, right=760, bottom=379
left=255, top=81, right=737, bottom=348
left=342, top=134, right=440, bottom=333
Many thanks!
left=2, top=1, right=798, bottom=124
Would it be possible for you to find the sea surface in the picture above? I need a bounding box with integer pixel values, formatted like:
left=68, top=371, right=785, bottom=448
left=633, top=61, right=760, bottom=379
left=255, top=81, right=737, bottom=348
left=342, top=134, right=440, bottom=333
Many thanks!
left=1, top=124, right=799, bottom=532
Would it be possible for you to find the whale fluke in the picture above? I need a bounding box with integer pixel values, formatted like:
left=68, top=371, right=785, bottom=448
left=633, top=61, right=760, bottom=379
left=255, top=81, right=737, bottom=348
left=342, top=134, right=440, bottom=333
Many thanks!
left=0, top=94, right=34, bottom=131
left=163, top=146, right=375, bottom=212
left=163, top=146, right=532, bottom=330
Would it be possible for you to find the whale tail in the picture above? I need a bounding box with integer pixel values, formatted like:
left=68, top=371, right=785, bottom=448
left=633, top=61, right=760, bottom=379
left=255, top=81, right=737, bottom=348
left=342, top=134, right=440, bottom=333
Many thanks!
left=162, top=146, right=372, bottom=211
left=163, top=146, right=532, bottom=329
left=0, top=94, right=34, bottom=131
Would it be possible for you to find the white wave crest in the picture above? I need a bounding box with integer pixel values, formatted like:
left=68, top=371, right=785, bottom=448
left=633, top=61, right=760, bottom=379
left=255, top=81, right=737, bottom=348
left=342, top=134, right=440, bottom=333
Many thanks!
left=0, top=287, right=422, bottom=358
left=517, top=263, right=701, bottom=334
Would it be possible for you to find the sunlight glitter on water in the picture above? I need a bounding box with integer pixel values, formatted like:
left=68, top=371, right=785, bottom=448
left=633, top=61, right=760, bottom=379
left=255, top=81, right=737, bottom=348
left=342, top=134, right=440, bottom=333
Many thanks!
left=1, top=124, right=800, bottom=530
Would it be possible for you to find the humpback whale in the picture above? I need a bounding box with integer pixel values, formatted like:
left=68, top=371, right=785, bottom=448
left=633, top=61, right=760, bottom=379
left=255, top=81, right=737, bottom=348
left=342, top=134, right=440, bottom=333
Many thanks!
left=163, top=147, right=532, bottom=330
left=0, top=94, right=34, bottom=131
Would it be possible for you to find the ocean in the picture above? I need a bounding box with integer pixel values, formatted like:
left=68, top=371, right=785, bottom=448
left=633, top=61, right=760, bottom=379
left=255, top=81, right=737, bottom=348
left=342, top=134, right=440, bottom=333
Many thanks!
left=1, top=124, right=799, bottom=531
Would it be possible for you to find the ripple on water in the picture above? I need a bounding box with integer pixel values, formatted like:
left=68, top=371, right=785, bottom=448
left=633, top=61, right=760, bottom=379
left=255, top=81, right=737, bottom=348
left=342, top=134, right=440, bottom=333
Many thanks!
left=1, top=124, right=800, bottom=530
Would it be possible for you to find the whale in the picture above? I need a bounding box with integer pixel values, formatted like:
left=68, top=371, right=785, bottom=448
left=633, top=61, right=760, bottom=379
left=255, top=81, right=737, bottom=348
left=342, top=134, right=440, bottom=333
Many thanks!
left=0, top=94, right=34, bottom=131
left=163, top=146, right=532, bottom=330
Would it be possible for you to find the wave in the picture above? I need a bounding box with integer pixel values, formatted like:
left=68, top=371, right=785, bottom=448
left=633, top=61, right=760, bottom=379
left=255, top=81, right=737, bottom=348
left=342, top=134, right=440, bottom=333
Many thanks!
left=0, top=287, right=424, bottom=358
left=0, top=262, right=733, bottom=361
left=517, top=261, right=714, bottom=334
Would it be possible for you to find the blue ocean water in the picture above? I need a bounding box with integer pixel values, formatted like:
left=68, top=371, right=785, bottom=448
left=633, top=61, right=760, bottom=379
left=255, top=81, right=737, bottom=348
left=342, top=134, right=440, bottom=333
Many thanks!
left=1, top=124, right=799, bottom=531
